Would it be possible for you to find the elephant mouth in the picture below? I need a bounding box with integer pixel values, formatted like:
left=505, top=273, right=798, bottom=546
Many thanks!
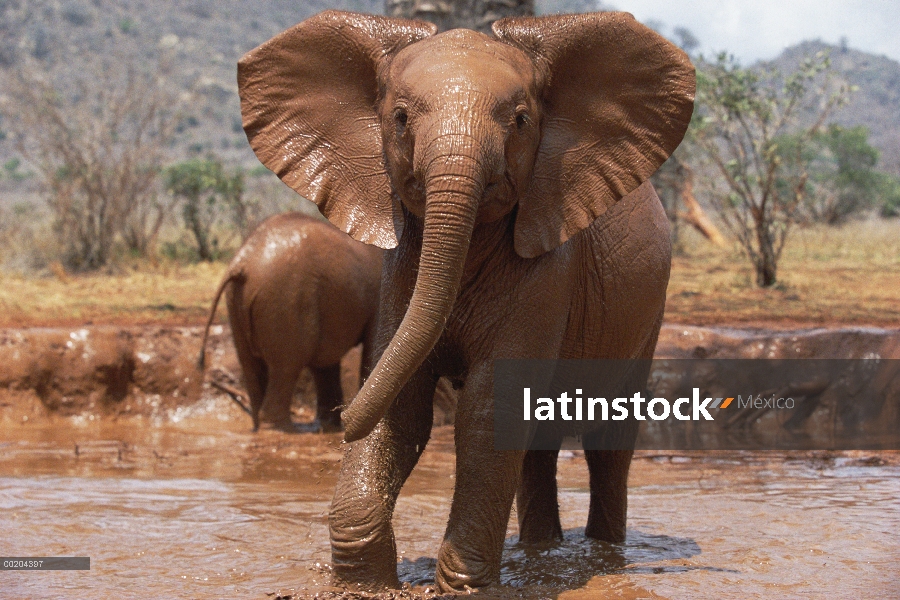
left=477, top=180, right=517, bottom=222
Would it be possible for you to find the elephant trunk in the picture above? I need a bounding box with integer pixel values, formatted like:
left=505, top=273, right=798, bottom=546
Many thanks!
left=342, top=147, right=483, bottom=442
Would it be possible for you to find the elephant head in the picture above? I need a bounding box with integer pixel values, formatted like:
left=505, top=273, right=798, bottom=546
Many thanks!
left=238, top=11, right=694, bottom=442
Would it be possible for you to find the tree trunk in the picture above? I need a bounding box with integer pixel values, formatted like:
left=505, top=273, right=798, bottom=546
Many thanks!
left=755, top=223, right=778, bottom=287
left=386, top=0, right=534, bottom=33
left=677, top=163, right=726, bottom=247
left=184, top=196, right=214, bottom=261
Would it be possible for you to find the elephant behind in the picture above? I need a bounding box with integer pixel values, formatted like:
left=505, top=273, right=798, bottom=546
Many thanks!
left=199, top=212, right=382, bottom=431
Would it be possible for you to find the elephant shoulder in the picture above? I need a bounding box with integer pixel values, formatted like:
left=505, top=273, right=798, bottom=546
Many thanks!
left=575, top=180, right=671, bottom=292
left=583, top=181, right=668, bottom=244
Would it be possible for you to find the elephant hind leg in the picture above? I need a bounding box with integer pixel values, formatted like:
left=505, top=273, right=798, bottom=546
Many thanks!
left=257, top=363, right=303, bottom=430
left=244, top=357, right=268, bottom=431
left=312, top=364, right=343, bottom=432
left=583, top=446, right=633, bottom=543
left=516, top=434, right=564, bottom=544
left=231, top=320, right=268, bottom=431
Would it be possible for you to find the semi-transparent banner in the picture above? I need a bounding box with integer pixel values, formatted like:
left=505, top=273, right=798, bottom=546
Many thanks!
left=493, top=359, right=900, bottom=450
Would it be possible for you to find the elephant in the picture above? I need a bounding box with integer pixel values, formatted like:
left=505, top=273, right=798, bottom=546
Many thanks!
left=198, top=212, right=382, bottom=432
left=238, top=10, right=694, bottom=591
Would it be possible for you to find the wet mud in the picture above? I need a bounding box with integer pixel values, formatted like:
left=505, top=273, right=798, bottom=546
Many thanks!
left=1, top=325, right=899, bottom=598
left=1, top=421, right=897, bottom=598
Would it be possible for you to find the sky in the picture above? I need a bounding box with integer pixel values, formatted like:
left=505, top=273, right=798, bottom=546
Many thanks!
left=612, top=0, right=900, bottom=64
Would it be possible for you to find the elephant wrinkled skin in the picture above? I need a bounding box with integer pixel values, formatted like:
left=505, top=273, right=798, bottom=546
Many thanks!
left=238, top=11, right=694, bottom=591
left=199, top=212, right=382, bottom=432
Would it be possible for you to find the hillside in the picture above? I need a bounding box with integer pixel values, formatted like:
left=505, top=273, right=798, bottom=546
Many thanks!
left=771, top=40, right=900, bottom=175
left=0, top=0, right=381, bottom=172
left=1, top=2, right=897, bottom=182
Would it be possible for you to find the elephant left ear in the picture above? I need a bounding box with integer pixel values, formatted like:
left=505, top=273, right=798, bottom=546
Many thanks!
left=493, top=12, right=695, bottom=258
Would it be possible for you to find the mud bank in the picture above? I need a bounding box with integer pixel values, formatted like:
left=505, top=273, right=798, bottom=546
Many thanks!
left=656, top=324, right=900, bottom=359
left=0, top=326, right=244, bottom=425
left=0, top=324, right=898, bottom=426
left=0, top=325, right=460, bottom=426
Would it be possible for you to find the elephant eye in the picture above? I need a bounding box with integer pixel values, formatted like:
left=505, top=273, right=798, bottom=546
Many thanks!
left=394, top=109, right=408, bottom=133
left=515, top=111, right=530, bottom=132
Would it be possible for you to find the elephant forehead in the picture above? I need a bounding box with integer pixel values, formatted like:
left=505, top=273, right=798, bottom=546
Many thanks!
left=389, top=33, right=534, bottom=101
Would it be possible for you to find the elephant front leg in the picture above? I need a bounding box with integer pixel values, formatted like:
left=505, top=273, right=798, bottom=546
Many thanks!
left=436, top=367, right=524, bottom=592
left=329, top=370, right=436, bottom=590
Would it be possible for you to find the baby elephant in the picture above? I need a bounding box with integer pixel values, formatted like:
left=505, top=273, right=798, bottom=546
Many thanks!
left=199, top=212, right=382, bottom=432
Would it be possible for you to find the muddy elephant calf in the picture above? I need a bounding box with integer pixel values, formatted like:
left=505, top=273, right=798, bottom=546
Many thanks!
left=238, top=9, right=693, bottom=591
left=200, top=212, right=382, bottom=431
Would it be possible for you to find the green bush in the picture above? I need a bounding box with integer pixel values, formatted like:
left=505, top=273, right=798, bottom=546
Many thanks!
left=165, top=158, right=245, bottom=261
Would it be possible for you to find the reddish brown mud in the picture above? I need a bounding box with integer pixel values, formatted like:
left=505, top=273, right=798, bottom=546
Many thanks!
left=0, top=325, right=457, bottom=428
left=0, top=325, right=898, bottom=598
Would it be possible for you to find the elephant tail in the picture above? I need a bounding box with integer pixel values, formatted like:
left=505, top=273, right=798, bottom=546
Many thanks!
left=197, top=271, right=243, bottom=370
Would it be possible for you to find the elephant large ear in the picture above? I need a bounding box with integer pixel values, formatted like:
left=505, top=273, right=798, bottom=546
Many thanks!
left=493, top=13, right=695, bottom=258
left=238, top=11, right=437, bottom=248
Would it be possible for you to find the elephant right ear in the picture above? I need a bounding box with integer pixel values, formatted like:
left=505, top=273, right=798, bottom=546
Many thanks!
left=238, top=11, right=436, bottom=248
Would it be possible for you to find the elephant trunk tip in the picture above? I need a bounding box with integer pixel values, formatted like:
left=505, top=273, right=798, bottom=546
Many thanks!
left=343, top=425, right=365, bottom=444
left=341, top=396, right=382, bottom=443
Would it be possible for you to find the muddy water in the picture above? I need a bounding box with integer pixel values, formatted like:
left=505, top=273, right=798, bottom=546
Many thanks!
left=0, top=419, right=898, bottom=599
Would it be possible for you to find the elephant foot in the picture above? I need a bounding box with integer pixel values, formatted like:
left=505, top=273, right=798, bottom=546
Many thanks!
left=434, top=540, right=498, bottom=593
left=517, top=519, right=563, bottom=546
left=331, top=568, right=399, bottom=593
left=319, top=421, right=342, bottom=433
left=256, top=417, right=298, bottom=433
left=255, top=415, right=344, bottom=434
left=256, top=404, right=294, bottom=432
left=317, top=414, right=344, bottom=433
left=331, top=516, right=400, bottom=592
left=584, top=520, right=627, bottom=544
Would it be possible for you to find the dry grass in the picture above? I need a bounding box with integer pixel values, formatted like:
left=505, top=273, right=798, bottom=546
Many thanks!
left=665, top=219, right=900, bottom=327
left=0, top=220, right=897, bottom=329
left=0, top=261, right=227, bottom=328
